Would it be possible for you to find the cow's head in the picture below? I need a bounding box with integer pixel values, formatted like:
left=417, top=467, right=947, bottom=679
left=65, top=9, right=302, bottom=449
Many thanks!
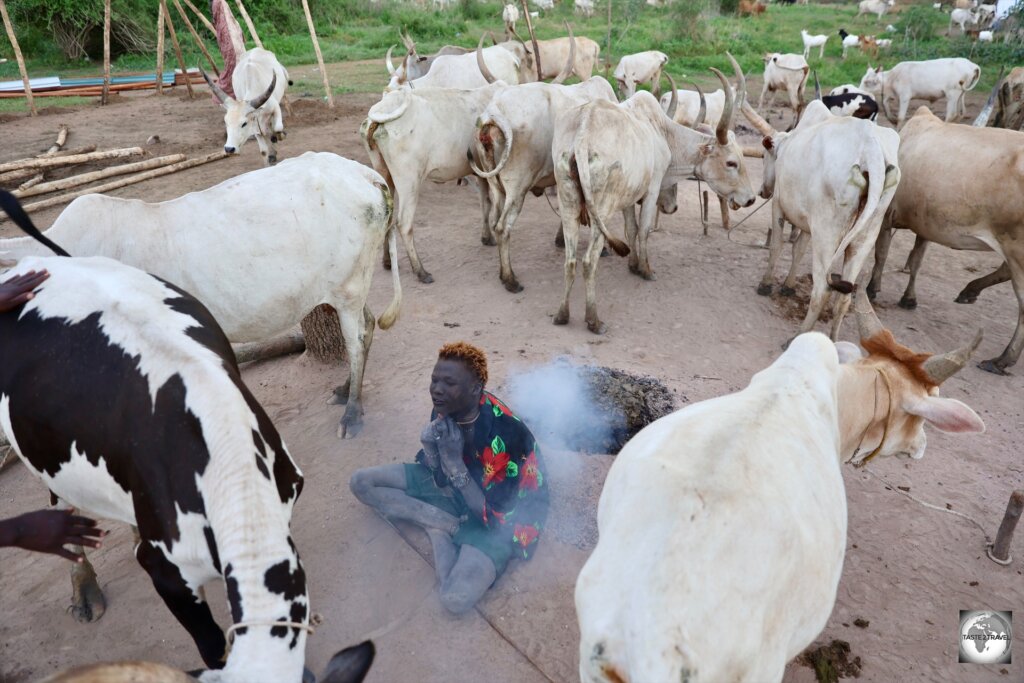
left=202, top=69, right=277, bottom=154
left=859, top=64, right=885, bottom=96
left=836, top=292, right=984, bottom=465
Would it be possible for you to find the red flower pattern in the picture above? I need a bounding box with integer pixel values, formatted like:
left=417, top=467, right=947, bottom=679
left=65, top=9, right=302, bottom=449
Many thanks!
left=480, top=446, right=509, bottom=488
left=520, top=451, right=540, bottom=491
left=513, top=524, right=539, bottom=548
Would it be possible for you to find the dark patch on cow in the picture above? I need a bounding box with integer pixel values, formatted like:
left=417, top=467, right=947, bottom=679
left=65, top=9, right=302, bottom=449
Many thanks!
left=286, top=601, right=308, bottom=648
left=224, top=563, right=247, bottom=639
left=568, top=155, right=590, bottom=226
left=264, top=556, right=309, bottom=646
left=255, top=452, right=271, bottom=479
left=822, top=92, right=879, bottom=121
left=762, top=135, right=774, bottom=151
left=204, top=525, right=222, bottom=574
left=828, top=274, right=856, bottom=294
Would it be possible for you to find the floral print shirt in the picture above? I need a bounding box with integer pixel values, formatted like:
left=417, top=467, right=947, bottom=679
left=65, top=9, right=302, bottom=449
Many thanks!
left=417, top=391, right=549, bottom=560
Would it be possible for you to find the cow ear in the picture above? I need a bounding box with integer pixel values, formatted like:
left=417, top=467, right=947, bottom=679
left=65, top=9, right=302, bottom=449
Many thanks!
left=417, top=56, right=427, bottom=62
left=761, top=135, right=774, bottom=151
left=699, top=142, right=715, bottom=157
left=905, top=396, right=985, bottom=434
left=835, top=341, right=864, bottom=364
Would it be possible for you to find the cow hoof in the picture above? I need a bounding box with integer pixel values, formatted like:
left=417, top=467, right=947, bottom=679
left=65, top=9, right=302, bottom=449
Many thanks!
left=866, top=287, right=878, bottom=301
left=270, top=135, right=278, bottom=144
left=553, top=311, right=569, bottom=326
left=554, top=234, right=565, bottom=248
left=337, top=416, right=364, bottom=439
left=898, top=296, right=917, bottom=310
left=417, top=272, right=435, bottom=284
left=757, top=283, right=773, bottom=296
left=69, top=583, right=106, bottom=623
left=503, top=280, right=524, bottom=294
left=955, top=292, right=978, bottom=304
left=586, top=320, right=607, bottom=335
left=600, top=247, right=609, bottom=258
left=977, top=359, right=1010, bottom=376
left=779, top=286, right=796, bottom=297
left=640, top=270, right=656, bottom=282
left=481, top=235, right=497, bottom=246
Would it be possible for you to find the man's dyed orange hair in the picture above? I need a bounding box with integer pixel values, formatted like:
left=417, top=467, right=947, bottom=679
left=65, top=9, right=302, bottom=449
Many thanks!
left=438, top=341, right=488, bottom=385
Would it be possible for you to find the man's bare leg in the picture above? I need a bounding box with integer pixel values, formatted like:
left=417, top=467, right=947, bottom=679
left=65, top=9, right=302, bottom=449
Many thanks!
left=425, top=528, right=458, bottom=582
left=349, top=464, right=459, bottom=532
left=437, top=544, right=497, bottom=615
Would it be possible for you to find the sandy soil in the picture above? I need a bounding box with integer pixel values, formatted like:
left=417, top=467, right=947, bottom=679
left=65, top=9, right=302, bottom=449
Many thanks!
left=0, top=76, right=1021, bottom=683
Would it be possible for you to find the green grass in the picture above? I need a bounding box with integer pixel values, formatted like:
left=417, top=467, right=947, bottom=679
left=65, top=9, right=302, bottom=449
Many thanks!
left=1, top=0, right=1021, bottom=112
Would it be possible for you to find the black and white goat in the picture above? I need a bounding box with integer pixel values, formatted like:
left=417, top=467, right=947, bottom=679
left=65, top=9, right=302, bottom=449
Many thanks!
left=814, top=72, right=879, bottom=121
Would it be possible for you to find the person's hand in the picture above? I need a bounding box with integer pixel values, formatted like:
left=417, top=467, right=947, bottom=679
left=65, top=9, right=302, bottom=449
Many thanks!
left=4, top=509, right=105, bottom=563
left=0, top=270, right=49, bottom=313
left=431, top=417, right=464, bottom=472
left=419, top=421, right=441, bottom=470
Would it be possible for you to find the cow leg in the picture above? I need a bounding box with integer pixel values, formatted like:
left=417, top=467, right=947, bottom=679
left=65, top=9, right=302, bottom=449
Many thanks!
left=477, top=178, right=496, bottom=247
left=554, top=215, right=579, bottom=326
left=796, top=230, right=835, bottom=336
left=270, top=103, right=285, bottom=140
left=758, top=203, right=786, bottom=295
left=956, top=262, right=1011, bottom=304
left=494, top=192, right=527, bottom=293
left=136, top=541, right=226, bottom=669
left=897, top=96, right=911, bottom=129
left=828, top=235, right=877, bottom=339
left=624, top=206, right=641, bottom=274
left=781, top=229, right=811, bottom=296
left=634, top=195, right=659, bottom=281
left=899, top=236, right=929, bottom=309
left=944, top=92, right=958, bottom=122
left=582, top=227, right=607, bottom=334
left=979, top=252, right=1024, bottom=374
left=758, top=82, right=769, bottom=111
left=335, top=303, right=374, bottom=439
left=68, top=545, right=106, bottom=623
left=866, top=226, right=894, bottom=300
left=393, top=177, right=433, bottom=283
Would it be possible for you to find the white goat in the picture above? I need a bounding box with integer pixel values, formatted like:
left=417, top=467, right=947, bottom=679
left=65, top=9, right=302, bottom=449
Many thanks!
left=801, top=30, right=829, bottom=59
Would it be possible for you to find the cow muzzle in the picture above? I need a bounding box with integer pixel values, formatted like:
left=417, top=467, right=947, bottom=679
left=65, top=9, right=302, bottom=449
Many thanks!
left=224, top=146, right=237, bottom=154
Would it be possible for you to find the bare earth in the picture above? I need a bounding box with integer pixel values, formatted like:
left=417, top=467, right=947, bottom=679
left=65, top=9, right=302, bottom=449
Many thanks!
left=0, top=69, right=1022, bottom=683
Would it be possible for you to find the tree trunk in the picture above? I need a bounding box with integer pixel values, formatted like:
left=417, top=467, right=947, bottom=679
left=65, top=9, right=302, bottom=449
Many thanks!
left=300, top=304, right=345, bottom=364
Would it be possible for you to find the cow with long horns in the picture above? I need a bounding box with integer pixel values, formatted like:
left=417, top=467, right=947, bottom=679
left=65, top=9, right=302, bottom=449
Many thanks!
left=202, top=47, right=290, bottom=166
left=550, top=55, right=756, bottom=334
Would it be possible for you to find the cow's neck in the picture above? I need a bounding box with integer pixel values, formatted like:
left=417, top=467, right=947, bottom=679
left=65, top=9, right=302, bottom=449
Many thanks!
left=835, top=362, right=893, bottom=464
left=0, top=236, right=56, bottom=263
left=662, top=123, right=708, bottom=183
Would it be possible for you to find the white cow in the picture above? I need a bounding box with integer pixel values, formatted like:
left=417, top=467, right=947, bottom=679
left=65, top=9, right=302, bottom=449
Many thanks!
left=384, top=36, right=520, bottom=91
left=801, top=29, right=829, bottom=59
left=742, top=100, right=901, bottom=340
left=470, top=77, right=618, bottom=292
left=860, top=57, right=980, bottom=126
left=576, top=305, right=984, bottom=683
left=0, top=153, right=400, bottom=438
left=575, top=0, right=595, bottom=17
left=858, top=0, right=895, bottom=20
left=660, top=87, right=727, bottom=128
left=535, top=0, right=554, bottom=10
left=361, top=82, right=506, bottom=284
left=613, top=50, right=669, bottom=99
left=502, top=3, right=520, bottom=35
left=202, top=47, right=289, bottom=165
left=758, top=53, right=809, bottom=122
left=537, top=33, right=601, bottom=81
left=950, top=7, right=979, bottom=31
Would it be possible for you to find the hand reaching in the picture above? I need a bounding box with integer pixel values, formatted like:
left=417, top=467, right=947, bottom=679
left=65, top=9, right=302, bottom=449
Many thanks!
left=2, top=509, right=105, bottom=563
left=0, top=270, right=49, bottom=313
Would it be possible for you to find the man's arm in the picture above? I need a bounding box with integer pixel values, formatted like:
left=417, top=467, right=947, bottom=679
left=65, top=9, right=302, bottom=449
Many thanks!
left=0, top=509, right=105, bottom=563
left=433, top=418, right=489, bottom=524
left=0, top=270, right=49, bottom=313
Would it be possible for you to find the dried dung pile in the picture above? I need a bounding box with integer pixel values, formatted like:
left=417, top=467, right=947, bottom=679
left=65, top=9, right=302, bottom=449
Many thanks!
left=799, top=639, right=863, bottom=683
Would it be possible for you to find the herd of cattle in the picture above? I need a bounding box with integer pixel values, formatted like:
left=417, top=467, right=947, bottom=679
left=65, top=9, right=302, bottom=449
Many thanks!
left=0, top=9, right=1017, bottom=683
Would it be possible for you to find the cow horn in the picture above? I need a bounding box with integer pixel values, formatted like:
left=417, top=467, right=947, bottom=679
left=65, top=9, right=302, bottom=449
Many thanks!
left=665, top=73, right=679, bottom=120
left=691, top=82, right=706, bottom=126
left=510, top=27, right=531, bottom=54
left=726, top=51, right=746, bottom=119
left=741, top=98, right=775, bottom=137
left=552, top=22, right=576, bottom=84
left=201, top=67, right=229, bottom=104
left=247, top=72, right=277, bottom=110
left=489, top=30, right=499, bottom=46
left=385, top=45, right=397, bottom=76
left=853, top=288, right=885, bottom=341
left=972, top=65, right=1004, bottom=127
left=401, top=29, right=416, bottom=53
left=920, top=329, right=984, bottom=384
left=813, top=69, right=822, bottom=100
left=477, top=33, right=499, bottom=84
left=710, top=67, right=733, bottom=145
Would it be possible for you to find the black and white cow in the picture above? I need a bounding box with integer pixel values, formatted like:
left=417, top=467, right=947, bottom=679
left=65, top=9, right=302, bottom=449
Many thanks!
left=814, top=74, right=879, bottom=121
left=0, top=191, right=366, bottom=683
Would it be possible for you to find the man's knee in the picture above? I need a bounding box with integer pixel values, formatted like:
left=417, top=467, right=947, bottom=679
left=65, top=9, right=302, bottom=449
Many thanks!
left=439, top=585, right=481, bottom=615
left=349, top=469, right=373, bottom=501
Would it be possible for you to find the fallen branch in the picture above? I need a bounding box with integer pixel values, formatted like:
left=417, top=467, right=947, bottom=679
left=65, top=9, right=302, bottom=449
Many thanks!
left=17, top=173, right=43, bottom=191
left=2, top=151, right=228, bottom=218
left=45, top=145, right=98, bottom=158
left=13, top=154, right=187, bottom=199
left=42, top=124, right=70, bottom=156
left=0, top=147, right=144, bottom=175
left=234, top=331, right=306, bottom=365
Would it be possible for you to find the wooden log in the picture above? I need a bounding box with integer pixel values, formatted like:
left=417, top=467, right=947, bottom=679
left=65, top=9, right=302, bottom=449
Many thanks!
left=0, top=147, right=144, bottom=175
left=102, top=0, right=112, bottom=105
left=17, top=173, right=43, bottom=191
left=988, top=490, right=1024, bottom=565
left=161, top=0, right=195, bottom=100
left=300, top=0, right=333, bottom=107
left=235, top=0, right=264, bottom=49
left=181, top=0, right=217, bottom=36
left=44, top=145, right=98, bottom=158
left=0, top=0, right=35, bottom=115
left=42, top=124, right=70, bottom=156
left=234, top=331, right=306, bottom=365
left=13, top=154, right=187, bottom=199
left=156, top=1, right=166, bottom=95
left=1, top=151, right=228, bottom=219
left=0, top=168, right=37, bottom=185
left=173, top=0, right=220, bottom=77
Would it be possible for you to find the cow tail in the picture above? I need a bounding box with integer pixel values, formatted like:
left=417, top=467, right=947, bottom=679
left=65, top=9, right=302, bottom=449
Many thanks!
left=831, top=148, right=885, bottom=286
left=470, top=113, right=513, bottom=179
left=572, top=114, right=630, bottom=257
left=0, top=189, right=70, bottom=257
left=377, top=191, right=402, bottom=330
left=965, top=66, right=981, bottom=92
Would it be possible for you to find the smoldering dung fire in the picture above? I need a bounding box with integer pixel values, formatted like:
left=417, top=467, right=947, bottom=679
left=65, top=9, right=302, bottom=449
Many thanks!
left=505, top=357, right=677, bottom=455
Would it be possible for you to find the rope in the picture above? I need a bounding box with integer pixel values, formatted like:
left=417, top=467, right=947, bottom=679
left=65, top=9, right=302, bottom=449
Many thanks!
left=224, top=619, right=315, bottom=655
left=543, top=188, right=560, bottom=218
left=725, top=198, right=772, bottom=247
left=861, top=465, right=993, bottom=546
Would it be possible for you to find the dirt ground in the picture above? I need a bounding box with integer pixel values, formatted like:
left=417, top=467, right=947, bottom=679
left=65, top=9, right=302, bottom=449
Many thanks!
left=0, top=74, right=1022, bottom=683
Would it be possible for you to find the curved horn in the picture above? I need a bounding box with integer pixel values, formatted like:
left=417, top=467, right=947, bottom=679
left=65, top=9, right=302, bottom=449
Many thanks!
left=853, top=288, right=885, bottom=341
left=741, top=97, right=775, bottom=137
left=369, top=91, right=410, bottom=124
left=813, top=69, right=822, bottom=100
left=726, top=51, right=746, bottom=122
left=401, top=29, right=416, bottom=53
left=247, top=72, right=277, bottom=110
left=477, top=33, right=499, bottom=84
left=664, top=73, right=679, bottom=120
left=709, top=67, right=733, bottom=145
left=489, top=30, right=499, bottom=46
left=691, top=82, right=706, bottom=126
left=921, top=329, right=984, bottom=384
left=385, top=45, right=397, bottom=76
left=973, top=65, right=1004, bottom=126
left=510, top=26, right=531, bottom=53
left=553, top=24, right=577, bottom=84
left=201, top=66, right=229, bottom=104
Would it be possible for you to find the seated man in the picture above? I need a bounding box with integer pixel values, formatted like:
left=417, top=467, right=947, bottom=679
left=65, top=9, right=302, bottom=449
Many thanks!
left=350, top=342, right=548, bottom=614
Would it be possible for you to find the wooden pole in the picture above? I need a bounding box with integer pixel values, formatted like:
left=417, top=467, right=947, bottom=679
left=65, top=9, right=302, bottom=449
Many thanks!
left=0, top=0, right=36, bottom=115
left=605, top=0, right=612, bottom=73
left=102, top=0, right=111, bottom=104
left=42, top=125, right=70, bottom=156
left=156, top=2, right=166, bottom=95
left=1, top=152, right=228, bottom=219
left=235, top=0, right=264, bottom=49
left=0, top=147, right=145, bottom=174
left=300, top=0, right=333, bottom=107
left=181, top=0, right=216, bottom=36
left=173, top=0, right=219, bottom=76
left=988, top=490, right=1024, bottom=565
left=17, top=174, right=43, bottom=191
left=161, top=0, right=195, bottom=99
left=519, top=0, right=542, bottom=81
left=14, top=154, right=187, bottom=199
